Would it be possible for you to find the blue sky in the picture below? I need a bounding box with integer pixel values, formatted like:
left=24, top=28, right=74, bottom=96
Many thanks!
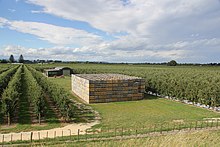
left=0, top=0, right=220, bottom=63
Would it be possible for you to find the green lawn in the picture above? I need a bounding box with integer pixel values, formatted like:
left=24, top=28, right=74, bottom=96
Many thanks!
left=50, top=77, right=220, bottom=129
left=47, top=76, right=72, bottom=92
left=47, top=129, right=220, bottom=147
left=91, top=96, right=220, bottom=129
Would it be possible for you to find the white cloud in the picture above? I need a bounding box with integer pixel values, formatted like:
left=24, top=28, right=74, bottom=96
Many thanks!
left=0, top=17, right=102, bottom=46
left=1, top=1, right=220, bottom=63
left=0, top=44, right=188, bottom=63
left=1, top=37, right=220, bottom=63
left=26, top=0, right=220, bottom=38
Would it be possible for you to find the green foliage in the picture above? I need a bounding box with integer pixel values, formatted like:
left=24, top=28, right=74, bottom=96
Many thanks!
left=0, top=66, right=18, bottom=95
left=27, top=66, right=75, bottom=121
left=56, top=63, right=219, bottom=108
left=23, top=66, right=45, bottom=124
left=9, top=55, right=15, bottom=63
left=167, top=60, right=177, bottom=66
left=1, top=66, right=22, bottom=125
left=18, top=54, right=24, bottom=63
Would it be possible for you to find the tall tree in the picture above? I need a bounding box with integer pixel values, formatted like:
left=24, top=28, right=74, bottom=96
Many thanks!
left=18, top=54, right=24, bottom=63
left=9, top=55, right=15, bottom=63
left=167, top=60, right=177, bottom=66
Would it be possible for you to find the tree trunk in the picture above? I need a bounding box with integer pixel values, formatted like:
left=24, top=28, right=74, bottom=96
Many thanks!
left=38, top=113, right=41, bottom=125
left=8, top=112, right=10, bottom=126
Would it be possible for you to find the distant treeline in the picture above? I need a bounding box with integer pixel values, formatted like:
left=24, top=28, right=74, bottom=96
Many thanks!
left=1, top=59, right=220, bottom=66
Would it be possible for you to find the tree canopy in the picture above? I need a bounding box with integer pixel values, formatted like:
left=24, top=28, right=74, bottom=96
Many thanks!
left=19, top=54, right=24, bottom=63
left=167, top=60, right=177, bottom=66
left=9, top=55, right=15, bottom=63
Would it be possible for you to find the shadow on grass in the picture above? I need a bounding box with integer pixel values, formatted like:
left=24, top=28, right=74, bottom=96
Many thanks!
left=143, top=94, right=159, bottom=100
left=0, top=113, right=3, bottom=124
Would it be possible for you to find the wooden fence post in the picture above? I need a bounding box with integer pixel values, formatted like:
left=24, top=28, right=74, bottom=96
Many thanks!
left=121, top=127, right=123, bottom=137
left=211, top=120, right=214, bottom=127
left=62, top=130, right=63, bottom=137
left=21, top=133, right=22, bottom=141
left=54, top=131, right=56, bottom=138
left=11, top=134, right=13, bottom=142
left=206, top=120, right=209, bottom=128
left=46, top=131, right=48, bottom=139
left=93, top=130, right=95, bottom=141
left=201, top=121, right=203, bottom=129
left=77, top=129, right=80, bottom=141
left=115, top=128, right=117, bottom=138
left=195, top=121, right=198, bottom=130
left=69, top=129, right=71, bottom=138
left=2, top=135, right=4, bottom=146
left=38, top=132, right=40, bottom=140
left=30, top=132, right=33, bottom=143
left=154, top=124, right=156, bottom=133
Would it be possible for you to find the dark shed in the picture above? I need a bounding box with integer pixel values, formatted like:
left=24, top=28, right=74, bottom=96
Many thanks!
left=44, top=67, right=73, bottom=77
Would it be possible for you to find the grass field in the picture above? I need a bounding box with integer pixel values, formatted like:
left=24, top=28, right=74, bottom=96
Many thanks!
left=46, top=129, right=220, bottom=147
left=49, top=76, right=220, bottom=129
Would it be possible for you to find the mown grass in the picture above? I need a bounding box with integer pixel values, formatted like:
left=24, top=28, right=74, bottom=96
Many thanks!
left=47, top=76, right=72, bottom=93
left=44, top=129, right=220, bottom=147
left=91, top=96, right=220, bottom=129
left=49, top=77, right=220, bottom=129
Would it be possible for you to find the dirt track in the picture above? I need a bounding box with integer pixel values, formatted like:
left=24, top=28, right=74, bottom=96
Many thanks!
left=0, top=121, right=99, bottom=143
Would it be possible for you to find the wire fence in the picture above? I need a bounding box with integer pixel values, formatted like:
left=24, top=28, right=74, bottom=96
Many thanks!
left=0, top=119, right=220, bottom=146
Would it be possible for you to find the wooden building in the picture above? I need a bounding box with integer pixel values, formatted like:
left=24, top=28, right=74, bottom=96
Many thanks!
left=72, top=74, right=145, bottom=103
left=44, top=67, right=73, bottom=77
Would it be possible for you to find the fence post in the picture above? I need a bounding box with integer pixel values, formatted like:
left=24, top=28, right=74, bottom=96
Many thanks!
left=54, top=131, right=56, bottom=138
left=30, top=132, right=33, bottom=143
left=93, top=130, right=95, bottom=141
left=46, top=131, right=48, bottom=139
left=69, top=129, right=71, bottom=138
left=114, top=128, right=117, bottom=138
left=77, top=129, right=80, bottom=141
left=211, top=120, right=214, bottom=128
left=201, top=121, right=203, bottom=129
left=2, top=135, right=4, bottom=145
left=85, top=130, right=87, bottom=141
left=62, top=130, right=63, bottom=138
left=154, top=124, right=156, bottom=133
left=135, top=129, right=137, bottom=137
left=121, top=127, right=123, bottom=137
left=195, top=121, right=198, bottom=130
left=38, top=132, right=40, bottom=140
left=21, top=133, right=22, bottom=141
left=11, top=134, right=13, bottom=142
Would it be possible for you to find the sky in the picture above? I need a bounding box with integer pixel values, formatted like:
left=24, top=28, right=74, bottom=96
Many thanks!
left=0, top=0, right=220, bottom=63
